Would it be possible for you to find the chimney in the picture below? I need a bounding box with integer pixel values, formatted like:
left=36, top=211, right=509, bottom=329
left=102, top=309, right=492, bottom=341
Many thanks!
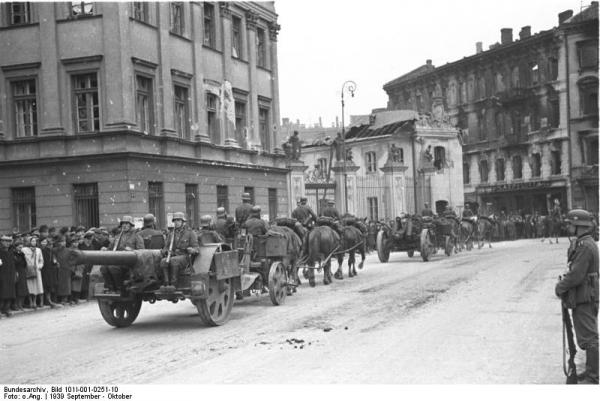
left=335, top=116, right=339, bottom=128
left=476, top=42, right=483, bottom=54
left=519, top=26, right=531, bottom=40
left=426, top=59, right=432, bottom=66
left=501, top=28, right=513, bottom=45
left=558, top=10, right=573, bottom=24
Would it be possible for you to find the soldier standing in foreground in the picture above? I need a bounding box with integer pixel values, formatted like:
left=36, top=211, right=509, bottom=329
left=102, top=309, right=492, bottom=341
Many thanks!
left=160, top=212, right=199, bottom=292
left=292, top=197, right=317, bottom=228
left=555, top=209, right=599, bottom=384
left=235, top=192, right=254, bottom=227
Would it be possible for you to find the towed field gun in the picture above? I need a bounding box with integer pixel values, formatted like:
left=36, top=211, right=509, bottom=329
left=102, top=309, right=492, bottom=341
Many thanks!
left=71, top=243, right=240, bottom=328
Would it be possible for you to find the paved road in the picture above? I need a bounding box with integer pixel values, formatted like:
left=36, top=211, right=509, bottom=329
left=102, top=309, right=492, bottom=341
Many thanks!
left=0, top=238, right=578, bottom=384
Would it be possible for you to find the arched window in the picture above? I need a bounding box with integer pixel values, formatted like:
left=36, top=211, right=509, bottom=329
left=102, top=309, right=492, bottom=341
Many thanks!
left=512, top=155, right=523, bottom=179
left=495, top=158, right=505, bottom=181
left=434, top=146, right=445, bottom=170
left=479, top=160, right=489, bottom=182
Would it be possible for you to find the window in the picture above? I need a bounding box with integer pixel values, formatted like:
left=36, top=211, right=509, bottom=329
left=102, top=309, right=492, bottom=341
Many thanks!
left=185, top=184, right=198, bottom=229
left=12, top=79, right=37, bottom=138
left=256, top=27, right=266, bottom=68
left=511, top=110, right=522, bottom=137
left=259, top=106, right=270, bottom=151
left=203, top=3, right=215, bottom=48
left=367, top=197, right=378, bottom=222
left=318, top=157, right=328, bottom=177
left=495, top=158, right=505, bottom=181
left=12, top=187, right=35, bottom=233
left=578, top=77, right=598, bottom=116
left=548, top=97, right=560, bottom=128
left=434, top=146, right=446, bottom=170
left=72, top=73, right=100, bottom=133
left=268, top=188, right=278, bottom=221
left=495, top=111, right=504, bottom=137
left=512, top=155, right=523, bottom=179
left=587, top=138, right=599, bottom=165
left=244, top=186, right=255, bottom=204
left=174, top=85, right=189, bottom=139
left=477, top=111, right=486, bottom=140
left=8, top=2, right=31, bottom=25
left=530, top=63, right=539, bottom=86
left=132, top=2, right=149, bottom=23
left=136, top=75, right=153, bottom=134
left=463, top=162, right=470, bottom=184
left=170, top=2, right=184, bottom=35
left=73, top=183, right=99, bottom=228
left=217, top=185, right=229, bottom=212
left=231, top=15, right=242, bottom=59
left=548, top=58, right=558, bottom=81
left=148, top=182, right=164, bottom=227
left=479, top=160, right=489, bottom=182
left=551, top=150, right=562, bottom=175
left=206, top=92, right=219, bottom=143
left=578, top=41, right=599, bottom=70
left=70, top=2, right=94, bottom=17
left=511, top=66, right=520, bottom=88
left=365, top=151, right=377, bottom=173
left=531, top=153, right=541, bottom=177
left=235, top=100, right=246, bottom=146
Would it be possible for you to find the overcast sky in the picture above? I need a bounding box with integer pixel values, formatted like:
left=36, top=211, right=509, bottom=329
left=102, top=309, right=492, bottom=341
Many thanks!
left=276, top=0, right=585, bottom=128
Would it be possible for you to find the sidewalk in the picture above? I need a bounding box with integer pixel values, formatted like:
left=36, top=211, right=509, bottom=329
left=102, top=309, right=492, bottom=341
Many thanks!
left=0, top=299, right=90, bottom=319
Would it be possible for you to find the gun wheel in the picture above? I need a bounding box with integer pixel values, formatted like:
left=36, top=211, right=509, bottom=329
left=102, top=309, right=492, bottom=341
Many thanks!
left=197, top=277, right=234, bottom=326
left=268, top=261, right=288, bottom=306
left=98, top=298, right=142, bottom=328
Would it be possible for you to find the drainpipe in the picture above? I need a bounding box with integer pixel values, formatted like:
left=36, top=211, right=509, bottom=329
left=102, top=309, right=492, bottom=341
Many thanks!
left=564, top=30, right=573, bottom=209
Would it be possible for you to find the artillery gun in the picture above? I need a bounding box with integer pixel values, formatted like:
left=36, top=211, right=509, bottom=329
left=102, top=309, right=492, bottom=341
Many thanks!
left=72, top=244, right=240, bottom=328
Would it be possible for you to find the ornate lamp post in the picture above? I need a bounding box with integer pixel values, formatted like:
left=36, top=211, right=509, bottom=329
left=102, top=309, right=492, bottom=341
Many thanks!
left=340, top=80, right=356, bottom=214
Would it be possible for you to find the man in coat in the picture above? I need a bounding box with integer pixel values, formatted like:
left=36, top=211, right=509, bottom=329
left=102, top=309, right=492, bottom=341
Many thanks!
left=138, top=214, right=165, bottom=249
left=0, top=235, right=16, bottom=317
left=235, top=192, right=254, bottom=228
left=215, top=207, right=236, bottom=245
left=320, top=200, right=340, bottom=220
left=243, top=206, right=269, bottom=236
left=292, top=197, right=318, bottom=228
left=160, top=212, right=199, bottom=291
left=555, top=209, right=599, bottom=384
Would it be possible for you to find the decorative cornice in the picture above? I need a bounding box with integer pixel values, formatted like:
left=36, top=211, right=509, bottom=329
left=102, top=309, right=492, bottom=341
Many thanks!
left=232, top=87, right=249, bottom=96
left=1, top=62, right=41, bottom=72
left=219, top=2, right=231, bottom=19
left=61, top=55, right=103, bottom=65
left=245, top=11, right=258, bottom=30
left=171, top=68, right=194, bottom=80
left=268, top=22, right=280, bottom=41
left=131, top=57, right=158, bottom=69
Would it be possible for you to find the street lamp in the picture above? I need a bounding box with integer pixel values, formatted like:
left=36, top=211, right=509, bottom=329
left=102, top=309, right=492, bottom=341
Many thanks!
left=341, top=80, right=356, bottom=214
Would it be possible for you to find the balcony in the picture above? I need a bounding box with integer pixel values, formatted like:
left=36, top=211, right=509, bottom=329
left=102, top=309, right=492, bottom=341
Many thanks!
left=496, top=87, right=534, bottom=105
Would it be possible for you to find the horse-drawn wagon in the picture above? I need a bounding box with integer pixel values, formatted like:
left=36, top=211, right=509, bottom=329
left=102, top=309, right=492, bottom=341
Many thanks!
left=77, top=243, right=241, bottom=328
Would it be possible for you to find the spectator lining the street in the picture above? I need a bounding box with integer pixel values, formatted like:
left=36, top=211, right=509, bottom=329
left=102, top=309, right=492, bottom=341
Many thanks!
left=23, top=236, right=44, bottom=308
left=0, top=235, right=16, bottom=317
left=13, top=239, right=29, bottom=310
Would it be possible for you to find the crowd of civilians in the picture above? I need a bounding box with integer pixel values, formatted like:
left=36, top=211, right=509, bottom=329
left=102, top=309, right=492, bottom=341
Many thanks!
left=0, top=225, right=114, bottom=318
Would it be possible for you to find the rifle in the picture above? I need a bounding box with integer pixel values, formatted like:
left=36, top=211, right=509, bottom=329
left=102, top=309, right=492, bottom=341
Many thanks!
left=112, top=228, right=124, bottom=251
left=166, top=227, right=175, bottom=264
left=561, top=298, right=578, bottom=384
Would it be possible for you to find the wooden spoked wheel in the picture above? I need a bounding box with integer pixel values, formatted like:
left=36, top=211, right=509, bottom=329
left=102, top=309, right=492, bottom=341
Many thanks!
left=98, top=298, right=142, bottom=328
left=376, top=230, right=390, bottom=263
left=197, top=277, right=235, bottom=326
left=268, top=261, right=288, bottom=306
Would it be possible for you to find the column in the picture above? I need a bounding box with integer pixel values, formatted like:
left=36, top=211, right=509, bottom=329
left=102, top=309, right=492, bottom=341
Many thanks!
left=332, top=160, right=360, bottom=215
left=245, top=11, right=260, bottom=151
left=156, top=2, right=175, bottom=136
left=268, top=22, right=282, bottom=153
left=102, top=3, right=135, bottom=130
left=219, top=3, right=238, bottom=147
left=380, top=160, right=409, bottom=219
left=288, top=160, right=308, bottom=214
left=191, top=3, right=209, bottom=143
left=39, top=3, right=64, bottom=135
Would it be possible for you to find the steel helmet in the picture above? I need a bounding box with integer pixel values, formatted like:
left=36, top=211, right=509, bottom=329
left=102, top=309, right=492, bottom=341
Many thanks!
left=199, top=215, right=213, bottom=227
left=242, top=192, right=251, bottom=201
left=172, top=212, right=187, bottom=222
left=251, top=205, right=261, bottom=216
left=119, top=216, right=134, bottom=226
left=564, top=209, right=594, bottom=227
left=216, top=207, right=226, bottom=217
left=143, top=213, right=155, bottom=224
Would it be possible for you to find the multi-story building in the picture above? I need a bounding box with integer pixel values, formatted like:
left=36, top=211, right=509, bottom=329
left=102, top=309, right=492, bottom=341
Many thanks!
left=383, top=3, right=598, bottom=215
left=0, top=2, right=288, bottom=232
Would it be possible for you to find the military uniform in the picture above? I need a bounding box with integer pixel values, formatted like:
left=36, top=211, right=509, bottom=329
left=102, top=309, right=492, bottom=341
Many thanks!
left=111, top=230, right=145, bottom=251
left=235, top=203, right=254, bottom=226
left=320, top=205, right=340, bottom=220
left=421, top=207, right=434, bottom=217
left=138, top=227, right=165, bottom=250
left=161, top=225, right=200, bottom=288
left=215, top=215, right=236, bottom=243
left=292, top=205, right=317, bottom=227
left=556, top=209, right=599, bottom=384
left=101, top=218, right=145, bottom=292
left=243, top=216, right=269, bottom=236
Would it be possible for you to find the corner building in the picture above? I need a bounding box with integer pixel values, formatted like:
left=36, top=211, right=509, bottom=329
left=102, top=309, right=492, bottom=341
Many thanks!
left=0, top=2, right=288, bottom=232
left=383, top=4, right=598, bottom=215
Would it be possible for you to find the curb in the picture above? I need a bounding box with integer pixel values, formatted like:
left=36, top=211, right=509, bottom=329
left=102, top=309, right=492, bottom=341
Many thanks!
left=0, top=299, right=91, bottom=319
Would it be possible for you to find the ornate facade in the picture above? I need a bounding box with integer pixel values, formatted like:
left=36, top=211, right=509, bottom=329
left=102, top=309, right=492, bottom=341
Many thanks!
left=383, top=3, right=598, bottom=215
left=0, top=2, right=288, bottom=232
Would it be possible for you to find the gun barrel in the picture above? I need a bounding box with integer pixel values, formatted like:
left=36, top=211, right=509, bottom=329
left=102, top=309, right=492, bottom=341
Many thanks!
left=69, top=250, right=139, bottom=266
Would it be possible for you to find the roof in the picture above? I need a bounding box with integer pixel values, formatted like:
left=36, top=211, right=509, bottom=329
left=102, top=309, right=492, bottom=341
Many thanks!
left=383, top=63, right=435, bottom=90
left=565, top=2, right=599, bottom=24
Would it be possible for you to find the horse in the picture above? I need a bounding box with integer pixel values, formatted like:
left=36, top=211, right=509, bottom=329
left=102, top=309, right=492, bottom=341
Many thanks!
left=446, top=216, right=462, bottom=253
left=268, top=225, right=304, bottom=294
left=303, top=225, right=340, bottom=287
left=333, top=225, right=366, bottom=280
left=459, top=219, right=476, bottom=251
left=477, top=216, right=496, bottom=249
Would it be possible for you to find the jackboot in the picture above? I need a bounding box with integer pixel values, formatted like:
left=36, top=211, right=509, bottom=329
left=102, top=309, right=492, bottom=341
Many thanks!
left=579, top=346, right=599, bottom=384
left=168, top=265, right=179, bottom=290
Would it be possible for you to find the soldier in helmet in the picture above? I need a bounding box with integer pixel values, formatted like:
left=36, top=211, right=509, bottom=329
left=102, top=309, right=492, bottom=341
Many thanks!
left=197, top=214, right=224, bottom=244
left=160, top=212, right=199, bottom=291
left=320, top=200, right=340, bottom=220
left=243, top=205, right=269, bottom=236
left=292, top=196, right=318, bottom=228
left=235, top=192, right=254, bottom=227
left=555, top=209, right=599, bottom=384
left=100, top=216, right=145, bottom=293
left=215, top=207, right=236, bottom=245
left=138, top=213, right=165, bottom=249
